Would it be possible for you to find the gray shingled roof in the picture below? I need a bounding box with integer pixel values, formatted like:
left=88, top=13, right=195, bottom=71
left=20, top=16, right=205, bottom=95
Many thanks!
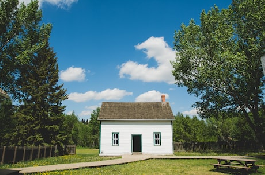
left=98, top=102, right=174, bottom=120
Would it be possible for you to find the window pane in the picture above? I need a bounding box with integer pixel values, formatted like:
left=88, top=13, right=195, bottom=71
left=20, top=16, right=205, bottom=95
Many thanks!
left=112, top=133, right=119, bottom=146
left=154, top=132, right=161, bottom=146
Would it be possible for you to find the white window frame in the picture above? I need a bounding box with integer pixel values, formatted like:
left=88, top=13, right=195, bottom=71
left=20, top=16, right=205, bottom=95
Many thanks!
left=153, top=132, right=161, bottom=146
left=112, top=132, right=119, bottom=146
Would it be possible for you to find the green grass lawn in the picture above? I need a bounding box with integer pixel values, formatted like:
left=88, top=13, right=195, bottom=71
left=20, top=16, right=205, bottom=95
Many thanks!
left=1, top=148, right=265, bottom=175
left=29, top=158, right=265, bottom=175
left=0, top=148, right=118, bottom=169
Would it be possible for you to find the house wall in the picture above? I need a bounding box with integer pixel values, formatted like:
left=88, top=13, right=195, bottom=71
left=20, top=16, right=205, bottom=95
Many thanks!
left=99, top=121, right=173, bottom=156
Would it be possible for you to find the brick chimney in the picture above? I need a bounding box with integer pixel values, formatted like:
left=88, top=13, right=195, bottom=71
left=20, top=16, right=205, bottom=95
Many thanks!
left=161, top=94, right=165, bottom=102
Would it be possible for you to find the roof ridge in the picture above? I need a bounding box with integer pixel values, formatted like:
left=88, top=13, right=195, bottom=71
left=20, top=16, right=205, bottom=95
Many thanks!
left=99, top=102, right=174, bottom=120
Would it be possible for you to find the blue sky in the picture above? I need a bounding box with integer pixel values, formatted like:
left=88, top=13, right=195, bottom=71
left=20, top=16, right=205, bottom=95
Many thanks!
left=20, top=0, right=232, bottom=120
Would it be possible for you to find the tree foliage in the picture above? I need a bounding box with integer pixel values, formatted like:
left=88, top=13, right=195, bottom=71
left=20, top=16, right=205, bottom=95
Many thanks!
left=88, top=107, right=100, bottom=148
left=12, top=40, right=67, bottom=146
left=62, top=112, right=79, bottom=145
left=0, top=0, right=67, bottom=147
left=0, top=0, right=52, bottom=98
left=0, top=98, right=16, bottom=146
left=173, top=113, right=217, bottom=142
left=173, top=112, right=256, bottom=144
left=172, top=0, right=265, bottom=146
left=62, top=108, right=101, bottom=148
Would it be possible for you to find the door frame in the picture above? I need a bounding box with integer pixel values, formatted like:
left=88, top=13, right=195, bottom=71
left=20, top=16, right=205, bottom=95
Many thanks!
left=131, top=134, right=142, bottom=153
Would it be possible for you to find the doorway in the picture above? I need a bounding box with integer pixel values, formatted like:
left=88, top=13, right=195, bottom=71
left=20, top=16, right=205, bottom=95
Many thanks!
left=131, top=134, right=142, bottom=153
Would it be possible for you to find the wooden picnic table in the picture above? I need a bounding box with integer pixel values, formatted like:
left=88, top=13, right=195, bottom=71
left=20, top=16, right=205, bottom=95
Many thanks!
left=213, top=157, right=259, bottom=171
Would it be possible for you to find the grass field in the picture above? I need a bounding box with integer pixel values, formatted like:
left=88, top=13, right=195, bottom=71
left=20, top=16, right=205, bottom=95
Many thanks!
left=1, top=148, right=264, bottom=174
left=0, top=148, right=118, bottom=169
left=29, top=157, right=265, bottom=175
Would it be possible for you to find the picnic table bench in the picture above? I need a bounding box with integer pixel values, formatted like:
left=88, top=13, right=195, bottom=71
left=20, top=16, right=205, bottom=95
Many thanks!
left=212, top=157, right=259, bottom=172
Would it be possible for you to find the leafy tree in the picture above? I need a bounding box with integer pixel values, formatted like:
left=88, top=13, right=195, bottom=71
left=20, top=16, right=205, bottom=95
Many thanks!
left=62, top=112, right=79, bottom=145
left=173, top=112, right=217, bottom=142
left=0, top=0, right=51, bottom=98
left=172, top=0, right=265, bottom=147
left=77, top=122, right=90, bottom=147
left=206, top=115, right=238, bottom=143
left=88, top=107, right=100, bottom=148
left=0, top=0, right=68, bottom=147
left=233, top=115, right=256, bottom=142
left=173, top=112, right=185, bottom=142
left=62, top=109, right=101, bottom=148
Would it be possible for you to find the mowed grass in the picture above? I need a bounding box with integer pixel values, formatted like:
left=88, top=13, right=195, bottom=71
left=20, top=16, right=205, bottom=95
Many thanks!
left=1, top=148, right=265, bottom=174
left=29, top=158, right=265, bottom=175
left=0, top=148, right=118, bottom=169
left=28, top=150, right=265, bottom=175
left=174, top=150, right=264, bottom=157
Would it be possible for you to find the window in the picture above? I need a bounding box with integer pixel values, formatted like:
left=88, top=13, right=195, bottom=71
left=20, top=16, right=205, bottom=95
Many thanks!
left=112, top=132, right=119, bottom=146
left=154, top=132, right=161, bottom=146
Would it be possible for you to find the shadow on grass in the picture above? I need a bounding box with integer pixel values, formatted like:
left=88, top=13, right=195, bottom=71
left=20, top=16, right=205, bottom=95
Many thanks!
left=0, top=169, right=20, bottom=175
left=210, top=168, right=262, bottom=175
left=253, top=155, right=265, bottom=160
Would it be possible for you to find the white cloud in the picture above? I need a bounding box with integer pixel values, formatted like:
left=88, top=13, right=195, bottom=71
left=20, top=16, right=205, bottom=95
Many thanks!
left=119, top=36, right=176, bottom=84
left=68, top=88, right=133, bottom=102
left=19, top=0, right=77, bottom=8
left=60, top=66, right=86, bottom=82
left=80, top=105, right=99, bottom=117
left=169, top=88, right=175, bottom=91
left=135, top=90, right=169, bottom=102
left=182, top=108, right=198, bottom=116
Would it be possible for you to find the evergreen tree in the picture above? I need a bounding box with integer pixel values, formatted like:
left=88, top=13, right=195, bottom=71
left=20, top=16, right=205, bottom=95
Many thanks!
left=0, top=98, right=15, bottom=146
left=13, top=40, right=67, bottom=146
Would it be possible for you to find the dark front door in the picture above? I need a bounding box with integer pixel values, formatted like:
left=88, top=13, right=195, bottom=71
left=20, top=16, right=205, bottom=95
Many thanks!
left=132, top=135, right=142, bottom=153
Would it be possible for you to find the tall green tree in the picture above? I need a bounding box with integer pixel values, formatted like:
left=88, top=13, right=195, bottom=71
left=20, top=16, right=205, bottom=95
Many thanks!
left=62, top=112, right=79, bottom=145
left=77, top=122, right=90, bottom=147
left=0, top=0, right=50, bottom=99
left=0, top=98, right=16, bottom=146
left=173, top=112, right=217, bottom=143
left=0, top=0, right=68, bottom=147
left=13, top=40, right=67, bottom=146
left=206, top=115, right=238, bottom=143
left=172, top=0, right=265, bottom=147
left=88, top=107, right=100, bottom=148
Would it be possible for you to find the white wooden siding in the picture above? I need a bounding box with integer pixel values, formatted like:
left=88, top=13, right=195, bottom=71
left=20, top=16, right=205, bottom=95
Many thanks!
left=99, top=121, right=173, bottom=156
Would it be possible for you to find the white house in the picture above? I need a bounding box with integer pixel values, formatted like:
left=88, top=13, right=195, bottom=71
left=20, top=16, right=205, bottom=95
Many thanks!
left=98, top=95, right=174, bottom=156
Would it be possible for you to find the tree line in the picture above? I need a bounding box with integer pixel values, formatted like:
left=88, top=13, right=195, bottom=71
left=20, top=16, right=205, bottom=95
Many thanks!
left=62, top=108, right=100, bottom=148
left=173, top=112, right=256, bottom=144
